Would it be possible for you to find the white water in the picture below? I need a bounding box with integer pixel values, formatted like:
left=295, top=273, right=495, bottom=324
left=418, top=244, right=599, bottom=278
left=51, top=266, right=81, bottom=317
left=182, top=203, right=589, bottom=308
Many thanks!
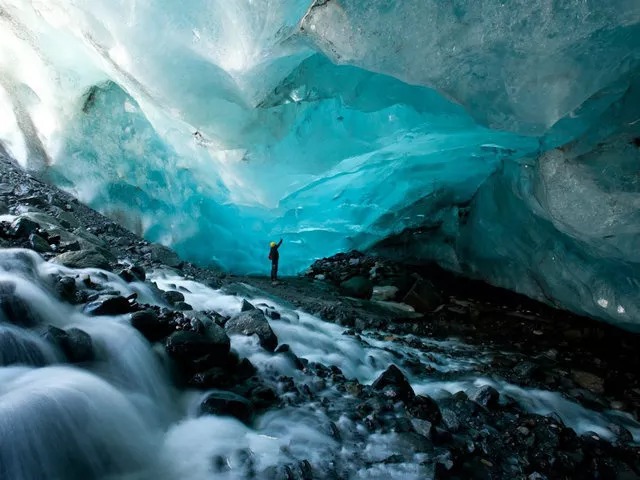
left=0, top=248, right=637, bottom=480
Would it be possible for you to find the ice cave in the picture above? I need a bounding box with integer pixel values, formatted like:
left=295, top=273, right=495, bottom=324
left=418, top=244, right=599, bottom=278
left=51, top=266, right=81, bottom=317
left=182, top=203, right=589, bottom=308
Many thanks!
left=1, top=1, right=640, bottom=323
left=2, top=2, right=640, bottom=479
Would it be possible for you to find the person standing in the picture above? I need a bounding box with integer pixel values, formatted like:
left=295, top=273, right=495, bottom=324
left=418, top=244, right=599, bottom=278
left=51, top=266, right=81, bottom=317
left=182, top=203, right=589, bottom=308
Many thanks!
left=268, top=239, right=283, bottom=282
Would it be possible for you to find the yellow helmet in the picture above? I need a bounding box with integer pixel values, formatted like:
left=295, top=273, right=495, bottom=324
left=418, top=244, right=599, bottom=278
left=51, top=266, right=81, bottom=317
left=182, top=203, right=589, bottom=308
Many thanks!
left=270, top=241, right=276, bottom=247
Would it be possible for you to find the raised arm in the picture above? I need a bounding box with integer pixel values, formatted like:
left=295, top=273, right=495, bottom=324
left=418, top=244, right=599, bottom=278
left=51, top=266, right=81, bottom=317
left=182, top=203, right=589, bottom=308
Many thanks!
left=277, top=238, right=283, bottom=248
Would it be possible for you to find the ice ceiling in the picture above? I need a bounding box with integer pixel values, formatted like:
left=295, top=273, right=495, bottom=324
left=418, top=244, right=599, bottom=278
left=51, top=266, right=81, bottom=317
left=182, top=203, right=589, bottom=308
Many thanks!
left=1, top=0, right=640, bottom=326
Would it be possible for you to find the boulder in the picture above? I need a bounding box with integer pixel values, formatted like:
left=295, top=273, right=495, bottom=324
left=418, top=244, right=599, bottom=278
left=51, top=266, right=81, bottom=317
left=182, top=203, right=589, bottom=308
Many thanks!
left=149, top=244, right=181, bottom=267
left=241, top=299, right=256, bottom=312
left=408, top=395, right=442, bottom=424
left=165, top=328, right=230, bottom=371
left=371, top=285, right=399, bottom=302
left=53, top=249, right=112, bottom=271
left=11, top=217, right=39, bottom=237
left=57, top=211, right=80, bottom=229
left=163, top=290, right=185, bottom=306
left=0, top=291, right=40, bottom=327
left=402, top=278, right=442, bottom=313
left=275, top=344, right=304, bottom=370
left=29, top=233, right=51, bottom=252
left=371, top=364, right=415, bottom=402
left=264, top=307, right=281, bottom=320
left=130, top=309, right=171, bottom=342
left=199, top=390, right=253, bottom=423
left=469, top=385, right=500, bottom=409
left=84, top=295, right=134, bottom=316
left=225, top=310, right=278, bottom=352
left=339, top=276, right=373, bottom=300
left=54, top=276, right=77, bottom=303
left=571, top=370, right=605, bottom=394
left=174, top=301, right=193, bottom=311
left=42, top=325, right=94, bottom=363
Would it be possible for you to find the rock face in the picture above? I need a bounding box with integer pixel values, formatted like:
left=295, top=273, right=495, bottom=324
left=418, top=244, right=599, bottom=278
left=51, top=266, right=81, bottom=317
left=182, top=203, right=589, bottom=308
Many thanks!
left=225, top=310, right=278, bottom=352
left=53, top=249, right=112, bottom=271
left=339, top=276, right=374, bottom=300
left=199, top=390, right=253, bottom=423
left=371, top=364, right=415, bottom=402
left=130, top=309, right=172, bottom=342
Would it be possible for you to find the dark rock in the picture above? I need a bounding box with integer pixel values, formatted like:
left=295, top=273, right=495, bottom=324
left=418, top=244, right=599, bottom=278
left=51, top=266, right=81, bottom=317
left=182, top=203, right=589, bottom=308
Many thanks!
left=408, top=395, right=442, bottom=424
left=163, top=290, right=185, bottom=306
left=199, top=390, right=253, bottom=423
left=42, top=325, right=94, bottom=363
left=241, top=299, right=256, bottom=312
left=225, top=310, right=278, bottom=352
left=129, top=265, right=146, bottom=281
left=469, top=385, right=500, bottom=409
left=58, top=211, right=79, bottom=229
left=55, top=276, right=77, bottom=303
left=131, top=309, right=171, bottom=342
left=371, top=364, right=415, bottom=402
left=65, top=328, right=94, bottom=363
left=275, top=344, right=304, bottom=370
left=0, top=280, right=16, bottom=295
left=174, top=301, right=193, bottom=311
left=118, top=270, right=136, bottom=283
left=84, top=295, right=134, bottom=316
left=609, top=424, right=633, bottom=444
left=571, top=370, right=605, bottom=394
left=29, top=233, right=51, bottom=252
left=440, top=408, right=461, bottom=432
left=165, top=328, right=230, bottom=372
left=53, top=249, right=112, bottom=271
left=402, top=277, right=442, bottom=313
left=411, top=418, right=433, bottom=439
left=0, top=292, right=40, bottom=327
left=11, top=217, right=39, bottom=237
left=149, top=244, right=181, bottom=267
left=339, top=276, right=373, bottom=300
left=22, top=196, right=48, bottom=208
left=264, top=307, right=281, bottom=320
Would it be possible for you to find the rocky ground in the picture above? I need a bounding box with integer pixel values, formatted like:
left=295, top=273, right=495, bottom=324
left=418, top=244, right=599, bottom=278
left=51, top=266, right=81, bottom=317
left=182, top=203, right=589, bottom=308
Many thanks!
left=2, top=152, right=640, bottom=479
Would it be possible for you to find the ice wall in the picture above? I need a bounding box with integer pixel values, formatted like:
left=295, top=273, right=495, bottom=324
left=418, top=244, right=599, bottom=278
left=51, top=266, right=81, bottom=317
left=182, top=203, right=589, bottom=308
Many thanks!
left=0, top=1, right=639, bottom=325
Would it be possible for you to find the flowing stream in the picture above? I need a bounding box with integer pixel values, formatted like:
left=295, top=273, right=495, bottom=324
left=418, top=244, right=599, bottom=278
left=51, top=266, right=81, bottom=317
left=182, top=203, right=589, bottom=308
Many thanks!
left=0, top=248, right=637, bottom=480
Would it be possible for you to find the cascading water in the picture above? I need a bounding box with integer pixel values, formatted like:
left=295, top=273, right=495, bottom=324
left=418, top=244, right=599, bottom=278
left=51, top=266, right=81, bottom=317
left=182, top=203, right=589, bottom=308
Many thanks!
left=0, top=246, right=637, bottom=479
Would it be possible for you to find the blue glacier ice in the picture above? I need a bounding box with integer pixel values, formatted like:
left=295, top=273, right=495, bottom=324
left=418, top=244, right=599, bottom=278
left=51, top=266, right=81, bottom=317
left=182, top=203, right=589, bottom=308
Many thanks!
left=0, top=0, right=639, bottom=326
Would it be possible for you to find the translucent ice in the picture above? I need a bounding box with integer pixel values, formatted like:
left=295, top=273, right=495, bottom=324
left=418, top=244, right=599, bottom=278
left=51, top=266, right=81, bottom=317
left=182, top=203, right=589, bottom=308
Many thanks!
left=0, top=1, right=639, bottom=325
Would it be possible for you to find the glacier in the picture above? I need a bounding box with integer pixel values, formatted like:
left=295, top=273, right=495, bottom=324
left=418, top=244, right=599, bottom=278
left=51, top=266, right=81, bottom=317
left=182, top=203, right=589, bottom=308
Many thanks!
left=0, top=0, right=640, bottom=327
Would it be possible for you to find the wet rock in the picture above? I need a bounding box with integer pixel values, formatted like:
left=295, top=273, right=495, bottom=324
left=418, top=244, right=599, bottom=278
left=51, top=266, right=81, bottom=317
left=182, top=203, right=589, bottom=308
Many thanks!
left=84, top=295, right=134, bottom=316
left=65, top=328, right=94, bottom=363
left=402, top=278, right=442, bottom=313
left=162, top=290, right=185, bottom=306
left=54, top=276, right=76, bottom=303
left=241, top=299, right=256, bottom=312
left=441, top=408, right=461, bottom=432
left=371, top=364, right=415, bottom=402
left=57, top=211, right=79, bottom=229
left=129, top=265, right=146, bottom=281
left=571, top=370, right=605, bottom=394
left=29, top=233, right=51, bottom=252
left=0, top=291, right=40, bottom=327
left=608, top=424, right=633, bottom=444
left=371, top=285, right=399, bottom=302
left=199, top=390, right=253, bottom=423
left=339, top=276, right=373, bottom=300
left=149, top=244, right=181, bottom=267
left=131, top=310, right=172, bottom=342
left=275, top=344, right=304, bottom=370
left=165, top=329, right=230, bottom=371
left=11, top=217, right=39, bottom=237
left=264, top=307, right=281, bottom=320
left=43, top=325, right=94, bottom=363
left=174, top=301, right=193, bottom=311
left=53, top=249, right=112, bottom=271
left=469, top=385, right=500, bottom=409
left=408, top=394, right=442, bottom=424
left=225, top=310, right=278, bottom=352
left=411, top=418, right=433, bottom=439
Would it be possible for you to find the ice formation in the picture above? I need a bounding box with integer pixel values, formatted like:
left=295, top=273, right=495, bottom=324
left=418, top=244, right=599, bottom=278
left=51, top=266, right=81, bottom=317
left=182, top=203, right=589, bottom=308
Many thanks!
left=0, top=1, right=639, bottom=325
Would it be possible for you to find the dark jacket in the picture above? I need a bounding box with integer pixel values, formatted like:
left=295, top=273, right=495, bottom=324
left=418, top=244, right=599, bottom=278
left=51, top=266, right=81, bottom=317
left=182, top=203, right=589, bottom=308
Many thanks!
left=268, top=239, right=283, bottom=262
